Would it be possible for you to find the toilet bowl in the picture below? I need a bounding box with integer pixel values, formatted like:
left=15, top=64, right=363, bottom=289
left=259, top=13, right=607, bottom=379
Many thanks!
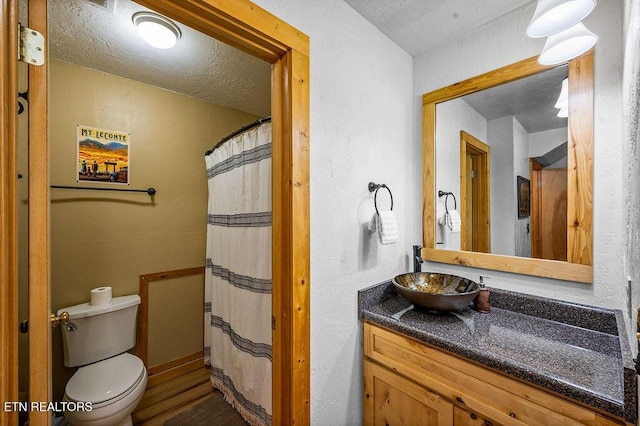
left=58, top=295, right=146, bottom=426
left=63, top=353, right=147, bottom=426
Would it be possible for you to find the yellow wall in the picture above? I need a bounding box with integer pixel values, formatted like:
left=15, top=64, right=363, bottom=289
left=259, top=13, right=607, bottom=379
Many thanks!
left=48, top=59, right=260, bottom=400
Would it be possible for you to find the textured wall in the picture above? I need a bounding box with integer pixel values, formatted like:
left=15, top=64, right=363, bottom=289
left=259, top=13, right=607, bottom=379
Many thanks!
left=415, top=1, right=626, bottom=308
left=251, top=1, right=415, bottom=424
left=48, top=59, right=258, bottom=400
left=624, top=0, right=640, bottom=355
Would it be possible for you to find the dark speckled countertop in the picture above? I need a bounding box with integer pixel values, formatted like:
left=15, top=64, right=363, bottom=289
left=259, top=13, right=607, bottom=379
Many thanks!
left=358, top=281, right=637, bottom=424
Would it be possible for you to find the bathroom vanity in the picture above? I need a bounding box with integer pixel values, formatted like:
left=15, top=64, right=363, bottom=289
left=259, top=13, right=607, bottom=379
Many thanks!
left=359, top=282, right=637, bottom=426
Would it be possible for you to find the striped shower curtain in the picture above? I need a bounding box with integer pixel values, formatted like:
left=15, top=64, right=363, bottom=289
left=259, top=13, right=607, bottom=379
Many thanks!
left=204, top=121, right=272, bottom=426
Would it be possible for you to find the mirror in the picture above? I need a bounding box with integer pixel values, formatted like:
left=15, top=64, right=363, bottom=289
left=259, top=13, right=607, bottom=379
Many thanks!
left=435, top=65, right=568, bottom=257
left=422, top=52, right=593, bottom=283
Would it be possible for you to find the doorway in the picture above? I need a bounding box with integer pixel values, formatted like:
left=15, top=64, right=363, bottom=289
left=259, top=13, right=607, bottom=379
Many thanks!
left=530, top=159, right=568, bottom=261
left=459, top=130, right=490, bottom=253
left=1, top=1, right=310, bottom=425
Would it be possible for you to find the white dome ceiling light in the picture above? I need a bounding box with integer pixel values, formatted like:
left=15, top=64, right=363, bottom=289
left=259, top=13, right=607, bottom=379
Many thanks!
left=132, top=11, right=182, bottom=49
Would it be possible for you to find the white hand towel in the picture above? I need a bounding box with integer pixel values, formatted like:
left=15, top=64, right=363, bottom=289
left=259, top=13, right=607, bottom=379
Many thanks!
left=436, top=201, right=446, bottom=226
left=369, top=211, right=399, bottom=245
left=448, top=209, right=461, bottom=233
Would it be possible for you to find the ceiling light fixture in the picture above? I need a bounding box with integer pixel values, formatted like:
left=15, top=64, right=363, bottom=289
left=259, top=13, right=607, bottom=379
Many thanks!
left=526, top=0, right=597, bottom=38
left=554, top=78, right=569, bottom=109
left=538, top=22, right=598, bottom=65
left=132, top=11, right=181, bottom=49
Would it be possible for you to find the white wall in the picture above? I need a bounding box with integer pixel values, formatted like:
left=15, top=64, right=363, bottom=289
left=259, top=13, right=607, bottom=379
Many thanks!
left=623, top=0, right=640, bottom=356
left=513, top=118, right=531, bottom=258
left=415, top=1, right=625, bottom=308
left=488, top=116, right=516, bottom=255
left=529, top=127, right=568, bottom=157
left=435, top=98, right=487, bottom=250
left=250, top=1, right=416, bottom=424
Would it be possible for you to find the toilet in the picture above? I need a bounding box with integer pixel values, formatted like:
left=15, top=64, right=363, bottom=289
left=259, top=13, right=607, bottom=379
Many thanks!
left=58, top=295, right=147, bottom=426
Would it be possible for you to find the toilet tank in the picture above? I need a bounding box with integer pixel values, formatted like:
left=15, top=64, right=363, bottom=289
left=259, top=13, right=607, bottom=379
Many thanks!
left=58, top=295, right=141, bottom=367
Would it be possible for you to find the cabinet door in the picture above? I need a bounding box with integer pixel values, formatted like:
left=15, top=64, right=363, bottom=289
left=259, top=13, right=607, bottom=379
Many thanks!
left=364, top=360, right=454, bottom=426
left=454, top=407, right=504, bottom=426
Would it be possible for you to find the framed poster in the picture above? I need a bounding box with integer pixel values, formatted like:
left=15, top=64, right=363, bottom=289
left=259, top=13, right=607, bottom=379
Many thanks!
left=77, top=125, right=130, bottom=184
left=517, top=175, right=530, bottom=218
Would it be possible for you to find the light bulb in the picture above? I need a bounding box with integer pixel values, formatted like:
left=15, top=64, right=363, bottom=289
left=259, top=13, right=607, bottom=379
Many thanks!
left=133, top=12, right=181, bottom=50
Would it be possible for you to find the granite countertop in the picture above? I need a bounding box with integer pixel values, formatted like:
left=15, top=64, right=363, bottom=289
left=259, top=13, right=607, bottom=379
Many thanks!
left=358, top=281, right=637, bottom=424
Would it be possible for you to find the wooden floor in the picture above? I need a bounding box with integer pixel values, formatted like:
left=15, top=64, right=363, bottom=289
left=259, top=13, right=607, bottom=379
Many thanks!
left=132, top=365, right=245, bottom=425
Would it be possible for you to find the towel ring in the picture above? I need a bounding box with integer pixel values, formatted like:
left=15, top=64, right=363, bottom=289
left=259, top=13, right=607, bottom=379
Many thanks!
left=369, top=182, right=393, bottom=215
left=438, top=190, right=456, bottom=213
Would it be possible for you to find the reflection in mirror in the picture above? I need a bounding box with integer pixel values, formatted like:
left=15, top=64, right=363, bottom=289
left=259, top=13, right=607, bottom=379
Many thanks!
left=422, top=53, right=593, bottom=283
left=435, top=65, right=569, bottom=260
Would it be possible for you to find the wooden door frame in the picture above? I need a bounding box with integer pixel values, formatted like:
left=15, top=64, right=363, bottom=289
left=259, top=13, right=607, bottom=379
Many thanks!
left=459, top=131, right=490, bottom=253
left=530, top=159, right=543, bottom=259
left=1, top=1, right=19, bottom=425
left=1, top=1, right=310, bottom=425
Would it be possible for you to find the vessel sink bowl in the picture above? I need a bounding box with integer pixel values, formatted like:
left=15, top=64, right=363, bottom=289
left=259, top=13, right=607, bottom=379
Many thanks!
left=392, top=272, right=479, bottom=312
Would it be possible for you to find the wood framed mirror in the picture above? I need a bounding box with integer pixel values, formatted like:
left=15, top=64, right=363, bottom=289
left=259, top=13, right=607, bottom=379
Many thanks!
left=422, top=51, right=593, bottom=283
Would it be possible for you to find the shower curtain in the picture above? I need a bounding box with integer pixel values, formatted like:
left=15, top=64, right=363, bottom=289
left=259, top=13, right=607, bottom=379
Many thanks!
left=204, top=121, right=272, bottom=426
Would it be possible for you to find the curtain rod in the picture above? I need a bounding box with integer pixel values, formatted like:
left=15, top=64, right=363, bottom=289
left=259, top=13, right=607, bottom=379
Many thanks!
left=205, top=116, right=271, bottom=156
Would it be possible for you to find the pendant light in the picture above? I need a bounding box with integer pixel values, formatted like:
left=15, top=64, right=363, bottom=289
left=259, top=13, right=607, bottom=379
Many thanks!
left=538, top=22, right=598, bottom=65
left=132, top=12, right=182, bottom=49
left=526, top=0, right=597, bottom=38
left=554, top=78, right=569, bottom=109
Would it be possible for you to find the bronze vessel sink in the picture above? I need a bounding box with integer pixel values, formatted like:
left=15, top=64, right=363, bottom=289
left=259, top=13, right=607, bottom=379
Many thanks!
left=392, top=272, right=479, bottom=312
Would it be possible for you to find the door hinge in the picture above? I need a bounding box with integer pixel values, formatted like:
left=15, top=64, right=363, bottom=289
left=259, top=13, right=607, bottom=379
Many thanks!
left=272, top=316, right=276, bottom=330
left=18, top=23, right=45, bottom=66
left=470, top=170, right=477, bottom=179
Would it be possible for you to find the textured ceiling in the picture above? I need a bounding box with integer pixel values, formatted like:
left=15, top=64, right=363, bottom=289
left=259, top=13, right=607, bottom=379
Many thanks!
left=48, top=0, right=271, bottom=117
left=462, top=65, right=568, bottom=133
left=345, top=0, right=564, bottom=133
left=344, top=0, right=535, bottom=56
left=49, top=0, right=557, bottom=128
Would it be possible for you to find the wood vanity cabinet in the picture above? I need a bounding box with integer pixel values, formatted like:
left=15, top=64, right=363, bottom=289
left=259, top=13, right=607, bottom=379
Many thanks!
left=363, top=322, right=627, bottom=426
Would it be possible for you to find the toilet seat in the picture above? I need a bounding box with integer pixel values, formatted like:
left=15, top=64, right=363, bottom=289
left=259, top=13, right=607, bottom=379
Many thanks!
left=65, top=353, right=146, bottom=407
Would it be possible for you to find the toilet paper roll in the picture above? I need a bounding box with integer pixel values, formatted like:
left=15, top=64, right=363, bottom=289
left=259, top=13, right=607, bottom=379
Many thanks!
left=90, top=286, right=112, bottom=306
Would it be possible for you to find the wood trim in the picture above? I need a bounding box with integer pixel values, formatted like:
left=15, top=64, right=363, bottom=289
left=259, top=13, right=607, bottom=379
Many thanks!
left=530, top=160, right=543, bottom=259
left=422, top=247, right=592, bottom=283
left=422, top=52, right=593, bottom=283
left=137, top=267, right=205, bottom=367
left=146, top=357, right=206, bottom=389
left=422, top=102, right=436, bottom=250
left=422, top=55, right=557, bottom=105
left=28, top=1, right=51, bottom=425
left=271, top=48, right=311, bottom=425
left=0, top=0, right=19, bottom=424
left=135, top=0, right=309, bottom=62
left=459, top=131, right=490, bottom=253
left=567, top=51, right=594, bottom=265
left=147, top=352, right=204, bottom=376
